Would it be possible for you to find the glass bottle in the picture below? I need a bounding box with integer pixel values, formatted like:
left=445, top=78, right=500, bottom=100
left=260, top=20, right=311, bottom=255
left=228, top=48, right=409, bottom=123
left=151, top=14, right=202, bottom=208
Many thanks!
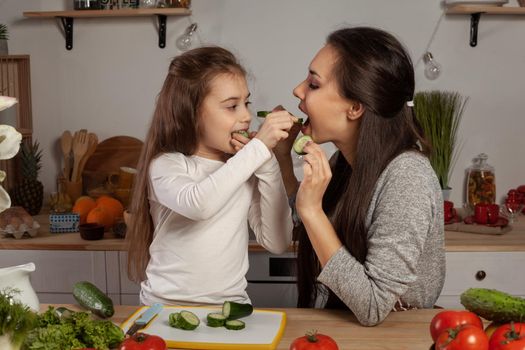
left=466, top=153, right=496, bottom=210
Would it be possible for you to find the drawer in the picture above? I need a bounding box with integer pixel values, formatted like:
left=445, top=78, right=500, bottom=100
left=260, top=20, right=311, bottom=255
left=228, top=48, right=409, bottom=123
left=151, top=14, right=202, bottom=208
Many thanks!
left=441, top=252, right=525, bottom=296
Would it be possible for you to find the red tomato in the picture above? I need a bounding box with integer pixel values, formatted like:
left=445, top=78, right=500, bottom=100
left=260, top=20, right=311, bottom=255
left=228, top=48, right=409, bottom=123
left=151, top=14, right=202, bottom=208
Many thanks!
left=489, top=323, right=525, bottom=350
left=435, top=325, right=489, bottom=350
left=289, top=331, right=339, bottom=350
left=430, top=310, right=484, bottom=341
left=119, top=333, right=167, bottom=350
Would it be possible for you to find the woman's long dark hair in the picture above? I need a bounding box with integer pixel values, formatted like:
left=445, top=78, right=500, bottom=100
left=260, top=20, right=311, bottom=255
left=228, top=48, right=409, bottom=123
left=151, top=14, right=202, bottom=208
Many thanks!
left=127, top=47, right=246, bottom=283
left=296, top=27, right=430, bottom=309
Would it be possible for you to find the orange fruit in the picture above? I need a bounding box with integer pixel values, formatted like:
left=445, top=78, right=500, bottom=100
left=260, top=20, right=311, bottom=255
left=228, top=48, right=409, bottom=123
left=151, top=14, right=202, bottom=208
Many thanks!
left=72, top=196, right=97, bottom=225
left=96, top=195, right=124, bottom=220
left=86, top=206, right=114, bottom=230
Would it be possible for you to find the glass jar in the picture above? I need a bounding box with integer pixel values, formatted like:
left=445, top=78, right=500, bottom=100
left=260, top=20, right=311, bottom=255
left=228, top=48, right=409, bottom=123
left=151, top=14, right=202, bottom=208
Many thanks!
left=466, top=153, right=496, bottom=210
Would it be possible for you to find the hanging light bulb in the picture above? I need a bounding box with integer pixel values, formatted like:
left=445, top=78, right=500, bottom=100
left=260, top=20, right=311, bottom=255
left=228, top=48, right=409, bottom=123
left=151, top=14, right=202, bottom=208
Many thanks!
left=176, top=23, right=198, bottom=51
left=423, top=52, right=442, bottom=80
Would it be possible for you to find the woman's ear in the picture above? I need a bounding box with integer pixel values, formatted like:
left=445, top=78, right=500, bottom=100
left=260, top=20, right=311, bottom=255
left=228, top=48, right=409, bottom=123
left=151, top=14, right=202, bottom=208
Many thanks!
left=347, top=102, right=365, bottom=121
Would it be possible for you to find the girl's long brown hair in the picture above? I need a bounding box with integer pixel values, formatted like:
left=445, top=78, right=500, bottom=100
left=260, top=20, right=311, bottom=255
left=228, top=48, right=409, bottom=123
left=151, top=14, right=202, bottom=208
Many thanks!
left=127, top=47, right=246, bottom=283
left=296, top=27, right=430, bottom=309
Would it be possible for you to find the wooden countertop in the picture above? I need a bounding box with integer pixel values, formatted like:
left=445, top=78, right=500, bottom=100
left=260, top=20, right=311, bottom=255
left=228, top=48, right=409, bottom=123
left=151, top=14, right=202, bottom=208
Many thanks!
left=41, top=304, right=439, bottom=349
left=2, top=214, right=524, bottom=252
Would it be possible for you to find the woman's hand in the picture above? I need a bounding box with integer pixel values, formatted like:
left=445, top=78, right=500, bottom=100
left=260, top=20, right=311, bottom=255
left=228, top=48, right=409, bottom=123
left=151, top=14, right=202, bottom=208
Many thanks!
left=255, top=110, right=297, bottom=150
left=296, top=141, right=332, bottom=217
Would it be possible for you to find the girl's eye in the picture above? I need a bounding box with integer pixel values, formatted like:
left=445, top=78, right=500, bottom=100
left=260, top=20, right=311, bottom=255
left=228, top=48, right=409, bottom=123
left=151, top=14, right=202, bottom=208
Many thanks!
left=245, top=101, right=252, bottom=107
left=228, top=105, right=237, bottom=110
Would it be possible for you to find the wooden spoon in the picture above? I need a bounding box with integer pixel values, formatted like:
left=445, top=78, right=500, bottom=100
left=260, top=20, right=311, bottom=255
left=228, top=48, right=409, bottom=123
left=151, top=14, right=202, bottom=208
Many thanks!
left=71, top=130, right=90, bottom=182
left=60, top=130, right=72, bottom=180
left=77, top=132, right=98, bottom=182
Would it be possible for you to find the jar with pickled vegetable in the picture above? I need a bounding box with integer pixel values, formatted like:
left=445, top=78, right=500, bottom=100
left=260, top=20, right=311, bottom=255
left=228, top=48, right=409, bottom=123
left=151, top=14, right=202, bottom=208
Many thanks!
left=466, top=153, right=496, bottom=211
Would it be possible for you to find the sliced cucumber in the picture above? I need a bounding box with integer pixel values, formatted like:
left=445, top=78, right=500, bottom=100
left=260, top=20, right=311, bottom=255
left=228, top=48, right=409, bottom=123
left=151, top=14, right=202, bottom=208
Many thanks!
left=206, top=312, right=227, bottom=327
left=257, top=110, right=270, bottom=117
left=169, top=311, right=200, bottom=330
left=168, top=312, right=180, bottom=328
left=233, top=130, right=249, bottom=138
left=293, top=135, right=313, bottom=155
left=295, top=118, right=304, bottom=124
left=222, top=301, right=253, bottom=320
left=224, top=319, right=245, bottom=330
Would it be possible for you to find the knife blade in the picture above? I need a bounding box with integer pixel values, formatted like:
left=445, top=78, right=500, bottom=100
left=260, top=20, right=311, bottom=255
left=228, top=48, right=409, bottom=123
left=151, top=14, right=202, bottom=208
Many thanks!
left=126, top=303, right=163, bottom=337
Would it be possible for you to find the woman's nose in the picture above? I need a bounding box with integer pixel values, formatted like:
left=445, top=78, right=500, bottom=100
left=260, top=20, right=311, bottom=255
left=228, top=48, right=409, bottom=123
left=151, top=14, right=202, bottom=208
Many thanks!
left=293, top=80, right=306, bottom=100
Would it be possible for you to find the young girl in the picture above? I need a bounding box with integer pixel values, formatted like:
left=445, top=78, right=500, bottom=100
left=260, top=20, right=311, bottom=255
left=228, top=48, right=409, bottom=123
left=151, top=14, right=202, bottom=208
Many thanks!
left=274, top=27, right=445, bottom=326
left=127, top=47, right=294, bottom=306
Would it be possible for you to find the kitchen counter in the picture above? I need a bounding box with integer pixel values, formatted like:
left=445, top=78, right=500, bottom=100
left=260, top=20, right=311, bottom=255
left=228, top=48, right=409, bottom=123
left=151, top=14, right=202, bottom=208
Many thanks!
left=1, top=214, right=525, bottom=251
left=40, top=304, right=439, bottom=349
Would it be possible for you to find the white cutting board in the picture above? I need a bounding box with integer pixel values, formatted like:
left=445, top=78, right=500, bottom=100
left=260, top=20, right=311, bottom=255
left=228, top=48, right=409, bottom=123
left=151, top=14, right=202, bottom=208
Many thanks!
left=120, top=306, right=287, bottom=350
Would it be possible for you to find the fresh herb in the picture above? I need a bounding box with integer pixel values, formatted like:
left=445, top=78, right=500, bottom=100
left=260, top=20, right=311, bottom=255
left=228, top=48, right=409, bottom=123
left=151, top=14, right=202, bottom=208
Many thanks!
left=0, top=24, right=8, bottom=40
left=413, top=91, right=467, bottom=189
left=0, top=288, right=38, bottom=350
left=24, top=306, right=124, bottom=350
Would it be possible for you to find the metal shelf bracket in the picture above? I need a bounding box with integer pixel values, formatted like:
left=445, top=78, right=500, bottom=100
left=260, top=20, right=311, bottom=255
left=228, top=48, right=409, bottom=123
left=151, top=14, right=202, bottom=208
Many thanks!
left=469, top=12, right=482, bottom=47
left=60, top=17, right=74, bottom=50
left=157, top=14, right=167, bottom=49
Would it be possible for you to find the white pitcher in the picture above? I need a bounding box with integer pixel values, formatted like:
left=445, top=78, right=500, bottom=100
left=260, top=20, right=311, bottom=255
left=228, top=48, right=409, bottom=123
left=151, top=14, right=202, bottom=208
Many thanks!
left=0, top=262, right=39, bottom=311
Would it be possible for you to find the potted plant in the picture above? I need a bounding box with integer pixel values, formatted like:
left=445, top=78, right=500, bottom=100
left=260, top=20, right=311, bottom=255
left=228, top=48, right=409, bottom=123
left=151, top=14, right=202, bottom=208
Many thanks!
left=0, top=24, right=8, bottom=55
left=413, top=91, right=467, bottom=200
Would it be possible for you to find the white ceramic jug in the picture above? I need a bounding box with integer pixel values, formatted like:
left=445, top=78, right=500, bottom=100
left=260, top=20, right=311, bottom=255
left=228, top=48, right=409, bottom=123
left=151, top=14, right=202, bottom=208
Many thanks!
left=0, top=262, right=39, bottom=311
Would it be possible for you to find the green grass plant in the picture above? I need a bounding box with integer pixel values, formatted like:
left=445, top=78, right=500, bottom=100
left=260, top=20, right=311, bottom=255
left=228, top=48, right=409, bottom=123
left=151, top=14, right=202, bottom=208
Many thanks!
left=414, top=91, right=467, bottom=189
left=0, top=24, right=8, bottom=40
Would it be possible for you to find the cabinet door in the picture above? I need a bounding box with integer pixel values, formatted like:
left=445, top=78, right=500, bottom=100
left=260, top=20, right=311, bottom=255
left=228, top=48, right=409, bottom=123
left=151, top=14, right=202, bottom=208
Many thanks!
left=0, top=250, right=107, bottom=304
left=437, top=251, right=525, bottom=308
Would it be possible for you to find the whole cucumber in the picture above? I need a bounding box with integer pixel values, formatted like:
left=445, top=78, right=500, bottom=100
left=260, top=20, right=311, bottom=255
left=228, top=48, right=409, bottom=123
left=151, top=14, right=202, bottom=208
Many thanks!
left=73, top=281, right=114, bottom=318
left=460, top=288, right=525, bottom=323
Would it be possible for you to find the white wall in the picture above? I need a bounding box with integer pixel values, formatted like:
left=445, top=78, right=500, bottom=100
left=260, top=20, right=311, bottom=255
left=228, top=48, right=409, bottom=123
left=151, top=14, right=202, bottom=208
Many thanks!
left=1, top=0, right=524, bottom=207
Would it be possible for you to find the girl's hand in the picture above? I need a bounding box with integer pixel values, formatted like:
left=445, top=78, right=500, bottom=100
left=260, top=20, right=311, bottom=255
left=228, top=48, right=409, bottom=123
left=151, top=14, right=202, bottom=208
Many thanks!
left=296, top=141, right=332, bottom=217
left=255, top=110, right=297, bottom=150
left=230, top=132, right=252, bottom=153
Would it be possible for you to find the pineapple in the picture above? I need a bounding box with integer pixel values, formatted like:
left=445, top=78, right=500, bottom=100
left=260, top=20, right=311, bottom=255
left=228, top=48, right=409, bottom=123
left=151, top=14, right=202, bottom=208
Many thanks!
left=11, top=140, right=44, bottom=215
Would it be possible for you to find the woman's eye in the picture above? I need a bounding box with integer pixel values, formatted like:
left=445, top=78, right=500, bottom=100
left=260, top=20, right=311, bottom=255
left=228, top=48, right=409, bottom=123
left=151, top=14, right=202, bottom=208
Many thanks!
left=245, top=101, right=252, bottom=107
left=308, top=83, right=319, bottom=90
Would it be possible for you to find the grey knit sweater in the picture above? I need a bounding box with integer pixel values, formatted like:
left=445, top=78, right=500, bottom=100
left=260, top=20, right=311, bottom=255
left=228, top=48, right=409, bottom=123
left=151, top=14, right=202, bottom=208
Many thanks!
left=317, top=151, right=445, bottom=326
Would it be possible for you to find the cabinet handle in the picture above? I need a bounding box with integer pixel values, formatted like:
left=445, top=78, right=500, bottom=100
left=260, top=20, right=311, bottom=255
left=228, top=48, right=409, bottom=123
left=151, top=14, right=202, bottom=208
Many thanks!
left=475, top=270, right=486, bottom=281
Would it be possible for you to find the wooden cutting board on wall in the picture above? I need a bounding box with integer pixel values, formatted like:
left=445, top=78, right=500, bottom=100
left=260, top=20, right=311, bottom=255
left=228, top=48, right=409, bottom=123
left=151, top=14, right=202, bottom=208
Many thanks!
left=82, top=136, right=143, bottom=194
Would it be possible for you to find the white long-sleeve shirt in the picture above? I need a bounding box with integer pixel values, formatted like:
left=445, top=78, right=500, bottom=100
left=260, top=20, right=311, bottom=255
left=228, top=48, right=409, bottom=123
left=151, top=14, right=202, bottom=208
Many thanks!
left=140, top=138, right=293, bottom=306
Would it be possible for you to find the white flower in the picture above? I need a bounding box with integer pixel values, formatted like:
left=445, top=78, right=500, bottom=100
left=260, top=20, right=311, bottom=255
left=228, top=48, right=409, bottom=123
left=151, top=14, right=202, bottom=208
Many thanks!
left=0, top=97, right=22, bottom=212
left=0, top=96, right=17, bottom=112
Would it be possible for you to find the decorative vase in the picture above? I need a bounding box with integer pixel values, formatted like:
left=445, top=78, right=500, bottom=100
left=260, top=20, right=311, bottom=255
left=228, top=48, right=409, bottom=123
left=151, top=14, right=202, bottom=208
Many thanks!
left=442, top=187, right=452, bottom=201
left=0, top=262, right=39, bottom=311
left=0, top=40, right=8, bottom=55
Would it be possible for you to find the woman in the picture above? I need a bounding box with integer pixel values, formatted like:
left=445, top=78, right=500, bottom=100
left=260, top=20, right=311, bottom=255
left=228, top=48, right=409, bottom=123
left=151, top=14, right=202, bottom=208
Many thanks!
left=273, top=26, right=445, bottom=326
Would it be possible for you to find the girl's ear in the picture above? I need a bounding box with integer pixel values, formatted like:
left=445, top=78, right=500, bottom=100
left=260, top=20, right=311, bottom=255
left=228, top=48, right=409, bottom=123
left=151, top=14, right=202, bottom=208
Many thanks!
left=347, top=101, right=365, bottom=121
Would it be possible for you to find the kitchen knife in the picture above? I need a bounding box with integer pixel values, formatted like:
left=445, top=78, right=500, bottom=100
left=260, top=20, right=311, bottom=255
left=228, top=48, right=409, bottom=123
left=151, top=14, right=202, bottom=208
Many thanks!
left=126, top=303, right=163, bottom=337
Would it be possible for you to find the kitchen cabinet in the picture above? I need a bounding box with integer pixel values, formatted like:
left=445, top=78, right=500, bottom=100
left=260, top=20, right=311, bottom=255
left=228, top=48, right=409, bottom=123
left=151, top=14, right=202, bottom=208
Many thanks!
left=1, top=215, right=524, bottom=307
left=22, top=8, right=191, bottom=50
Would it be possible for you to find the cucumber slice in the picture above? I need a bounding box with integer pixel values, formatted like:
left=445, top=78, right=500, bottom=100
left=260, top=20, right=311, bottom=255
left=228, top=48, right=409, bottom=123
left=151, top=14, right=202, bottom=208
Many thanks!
left=224, top=319, right=246, bottom=330
left=169, top=311, right=200, bottom=330
left=206, top=312, right=227, bottom=327
left=168, top=312, right=180, bottom=328
left=295, top=118, right=304, bottom=124
left=293, top=135, right=313, bottom=155
left=233, top=130, right=249, bottom=138
left=222, top=301, right=253, bottom=320
left=257, top=110, right=270, bottom=117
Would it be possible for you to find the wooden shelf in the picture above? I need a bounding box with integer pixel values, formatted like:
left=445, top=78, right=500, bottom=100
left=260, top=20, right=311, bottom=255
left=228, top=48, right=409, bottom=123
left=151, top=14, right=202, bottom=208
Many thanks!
left=23, top=8, right=191, bottom=18
left=22, top=8, right=192, bottom=50
left=446, top=5, right=525, bottom=15
left=445, top=5, right=525, bottom=47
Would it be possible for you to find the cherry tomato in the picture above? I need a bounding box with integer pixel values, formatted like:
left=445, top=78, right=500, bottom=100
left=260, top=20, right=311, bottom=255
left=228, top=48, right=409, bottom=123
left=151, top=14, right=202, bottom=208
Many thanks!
left=489, top=323, right=525, bottom=350
left=289, top=331, right=339, bottom=350
left=430, top=310, right=484, bottom=341
left=118, top=332, right=167, bottom=350
left=435, top=325, right=489, bottom=350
